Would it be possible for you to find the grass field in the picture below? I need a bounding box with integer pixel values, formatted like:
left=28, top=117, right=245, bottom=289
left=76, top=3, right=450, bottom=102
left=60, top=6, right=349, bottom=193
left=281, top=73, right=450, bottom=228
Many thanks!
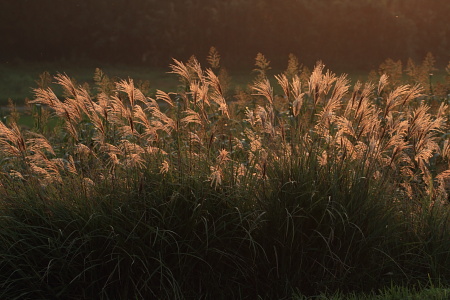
left=1, top=53, right=450, bottom=299
left=1, top=54, right=448, bottom=108
left=0, top=61, right=179, bottom=105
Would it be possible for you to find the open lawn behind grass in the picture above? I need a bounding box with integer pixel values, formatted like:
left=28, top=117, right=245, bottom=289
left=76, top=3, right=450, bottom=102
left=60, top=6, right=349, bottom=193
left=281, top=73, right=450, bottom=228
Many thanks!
left=1, top=52, right=450, bottom=299
left=0, top=61, right=179, bottom=106
left=2, top=52, right=448, bottom=107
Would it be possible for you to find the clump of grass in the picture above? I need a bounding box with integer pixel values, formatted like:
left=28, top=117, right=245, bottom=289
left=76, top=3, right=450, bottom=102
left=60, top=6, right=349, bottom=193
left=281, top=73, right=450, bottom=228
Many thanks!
left=2, top=53, right=450, bottom=299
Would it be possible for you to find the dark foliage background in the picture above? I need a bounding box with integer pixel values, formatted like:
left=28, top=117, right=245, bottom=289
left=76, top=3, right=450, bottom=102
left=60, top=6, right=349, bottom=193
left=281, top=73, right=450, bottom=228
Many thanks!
left=1, top=0, right=449, bottom=69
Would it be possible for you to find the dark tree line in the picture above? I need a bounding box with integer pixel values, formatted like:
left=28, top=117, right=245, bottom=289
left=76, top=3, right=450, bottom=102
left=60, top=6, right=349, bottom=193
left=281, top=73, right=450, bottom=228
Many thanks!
left=1, top=0, right=448, bottom=68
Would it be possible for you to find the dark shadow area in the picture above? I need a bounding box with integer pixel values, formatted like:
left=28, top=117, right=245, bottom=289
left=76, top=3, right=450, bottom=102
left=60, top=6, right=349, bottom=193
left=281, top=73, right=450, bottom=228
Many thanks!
left=1, top=0, right=449, bottom=70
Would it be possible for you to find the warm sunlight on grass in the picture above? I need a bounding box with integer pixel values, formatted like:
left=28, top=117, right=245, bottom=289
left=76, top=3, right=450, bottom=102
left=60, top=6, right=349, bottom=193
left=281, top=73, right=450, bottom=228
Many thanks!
left=2, top=0, right=449, bottom=298
left=1, top=52, right=450, bottom=299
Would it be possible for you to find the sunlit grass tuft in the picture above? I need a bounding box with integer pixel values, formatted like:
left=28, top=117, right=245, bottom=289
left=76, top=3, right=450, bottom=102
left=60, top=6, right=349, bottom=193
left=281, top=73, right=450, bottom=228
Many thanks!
left=2, top=53, right=450, bottom=299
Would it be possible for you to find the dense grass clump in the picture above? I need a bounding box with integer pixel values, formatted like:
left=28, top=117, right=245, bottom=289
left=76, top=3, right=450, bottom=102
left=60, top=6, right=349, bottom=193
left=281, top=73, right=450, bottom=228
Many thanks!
left=2, top=54, right=450, bottom=299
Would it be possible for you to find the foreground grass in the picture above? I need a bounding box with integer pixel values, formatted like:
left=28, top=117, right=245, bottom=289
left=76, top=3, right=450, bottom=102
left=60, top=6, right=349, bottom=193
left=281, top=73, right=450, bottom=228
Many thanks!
left=2, top=182, right=450, bottom=299
left=3, top=176, right=450, bottom=299
left=1, top=53, right=450, bottom=299
left=296, top=286, right=450, bottom=299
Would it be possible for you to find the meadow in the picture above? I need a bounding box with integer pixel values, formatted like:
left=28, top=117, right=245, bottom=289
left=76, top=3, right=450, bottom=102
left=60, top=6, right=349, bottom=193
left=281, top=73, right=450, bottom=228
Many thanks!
left=1, top=51, right=450, bottom=299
